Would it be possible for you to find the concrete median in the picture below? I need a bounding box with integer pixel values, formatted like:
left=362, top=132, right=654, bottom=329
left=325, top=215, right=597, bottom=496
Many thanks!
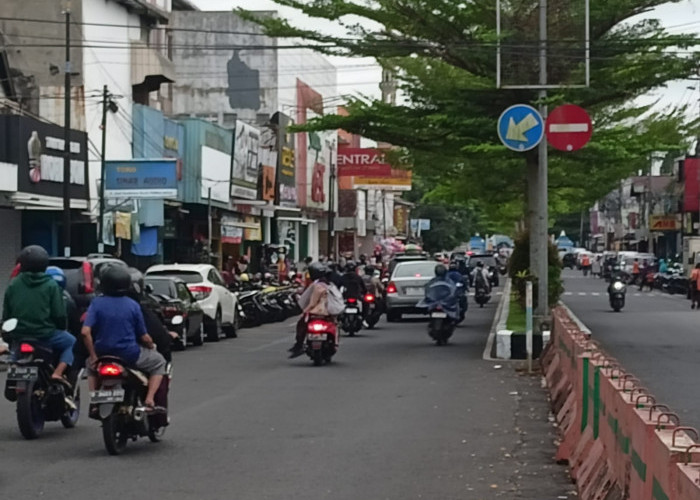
left=543, top=304, right=700, bottom=500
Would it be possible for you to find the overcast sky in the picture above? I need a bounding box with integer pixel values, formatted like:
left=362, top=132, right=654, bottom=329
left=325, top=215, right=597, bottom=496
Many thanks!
left=192, top=0, right=700, bottom=114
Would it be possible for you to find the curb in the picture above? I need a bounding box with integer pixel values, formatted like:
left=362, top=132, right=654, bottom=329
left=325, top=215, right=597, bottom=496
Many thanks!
left=558, top=301, right=591, bottom=335
left=483, top=278, right=511, bottom=361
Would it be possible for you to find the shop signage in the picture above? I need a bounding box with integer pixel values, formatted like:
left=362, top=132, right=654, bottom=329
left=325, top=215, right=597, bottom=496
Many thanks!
left=338, top=147, right=392, bottom=177
left=104, top=159, right=178, bottom=199
left=353, top=168, right=412, bottom=191
left=649, top=215, right=680, bottom=231
left=0, top=115, right=88, bottom=201
left=275, top=113, right=298, bottom=207
left=231, top=121, right=260, bottom=200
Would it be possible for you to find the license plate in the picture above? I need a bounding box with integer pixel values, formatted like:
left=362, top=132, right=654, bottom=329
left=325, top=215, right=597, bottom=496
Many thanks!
left=406, top=287, right=423, bottom=295
left=431, top=312, right=448, bottom=319
left=90, top=389, right=125, bottom=404
left=7, top=365, right=38, bottom=381
left=369, top=304, right=376, bottom=309
left=307, top=333, right=327, bottom=341
left=345, top=308, right=359, bottom=314
left=311, top=341, right=322, bottom=350
left=284, top=299, right=291, bottom=305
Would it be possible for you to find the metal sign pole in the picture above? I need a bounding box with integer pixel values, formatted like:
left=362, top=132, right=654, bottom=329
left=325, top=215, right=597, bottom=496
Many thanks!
left=536, top=0, right=549, bottom=318
left=526, top=280, right=533, bottom=373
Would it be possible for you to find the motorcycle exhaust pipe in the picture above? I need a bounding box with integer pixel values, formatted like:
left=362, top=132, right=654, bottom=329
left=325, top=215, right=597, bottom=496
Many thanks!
left=134, top=406, right=147, bottom=422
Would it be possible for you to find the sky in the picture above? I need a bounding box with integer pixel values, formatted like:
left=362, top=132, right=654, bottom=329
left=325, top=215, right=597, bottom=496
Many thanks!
left=191, top=0, right=700, bottom=116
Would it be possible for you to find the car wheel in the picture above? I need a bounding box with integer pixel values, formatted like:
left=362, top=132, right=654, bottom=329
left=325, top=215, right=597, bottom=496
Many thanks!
left=223, top=315, right=237, bottom=339
left=206, top=309, right=222, bottom=342
left=192, top=321, right=204, bottom=346
left=179, top=324, right=188, bottom=351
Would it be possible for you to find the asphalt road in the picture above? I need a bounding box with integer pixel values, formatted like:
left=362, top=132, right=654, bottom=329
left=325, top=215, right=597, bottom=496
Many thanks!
left=0, top=294, right=572, bottom=500
left=562, top=269, right=700, bottom=429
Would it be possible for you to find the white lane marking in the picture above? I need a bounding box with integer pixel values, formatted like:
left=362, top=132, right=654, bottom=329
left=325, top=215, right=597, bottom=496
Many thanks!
left=578, top=292, right=586, bottom=296
left=591, top=292, right=600, bottom=296
left=564, top=292, right=573, bottom=296
left=549, top=123, right=589, bottom=133
left=633, top=293, right=641, bottom=297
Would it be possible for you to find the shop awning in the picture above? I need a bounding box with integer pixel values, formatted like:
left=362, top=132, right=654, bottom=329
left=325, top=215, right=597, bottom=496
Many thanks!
left=276, top=217, right=317, bottom=224
left=221, top=220, right=261, bottom=230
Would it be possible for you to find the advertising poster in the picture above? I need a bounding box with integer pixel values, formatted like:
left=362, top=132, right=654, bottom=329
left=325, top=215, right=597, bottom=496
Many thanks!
left=231, top=121, right=260, bottom=200
left=276, top=113, right=297, bottom=207
left=305, top=130, right=337, bottom=211
left=104, top=159, right=178, bottom=199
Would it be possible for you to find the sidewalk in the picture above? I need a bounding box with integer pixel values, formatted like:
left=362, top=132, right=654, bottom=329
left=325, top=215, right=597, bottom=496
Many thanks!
left=478, top=361, right=575, bottom=499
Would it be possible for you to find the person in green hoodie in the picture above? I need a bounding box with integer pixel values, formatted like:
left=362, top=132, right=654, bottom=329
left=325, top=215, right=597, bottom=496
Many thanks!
left=2, top=245, right=75, bottom=383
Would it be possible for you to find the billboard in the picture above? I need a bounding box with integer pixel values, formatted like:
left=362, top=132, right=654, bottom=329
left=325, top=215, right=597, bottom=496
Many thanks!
left=260, top=127, right=277, bottom=202
left=275, top=113, right=297, bottom=207
left=353, top=168, right=412, bottom=191
left=684, top=158, right=700, bottom=212
left=104, top=159, right=177, bottom=199
left=231, top=121, right=260, bottom=200
left=338, top=147, right=392, bottom=177
left=305, top=130, right=336, bottom=210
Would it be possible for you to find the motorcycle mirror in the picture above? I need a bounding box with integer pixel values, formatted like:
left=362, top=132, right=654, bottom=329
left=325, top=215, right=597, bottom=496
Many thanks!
left=2, top=318, right=18, bottom=333
left=144, top=283, right=155, bottom=294
left=171, top=315, right=184, bottom=326
left=381, top=278, right=389, bottom=284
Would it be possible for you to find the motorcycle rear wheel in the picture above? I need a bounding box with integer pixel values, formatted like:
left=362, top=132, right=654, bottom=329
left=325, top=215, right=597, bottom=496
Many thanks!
left=16, top=380, right=45, bottom=439
left=102, top=412, right=128, bottom=455
left=312, top=350, right=324, bottom=366
left=61, top=385, right=80, bottom=429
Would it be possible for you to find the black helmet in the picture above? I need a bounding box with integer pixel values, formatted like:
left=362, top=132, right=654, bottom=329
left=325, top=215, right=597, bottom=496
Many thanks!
left=308, top=262, right=327, bottom=281
left=18, top=245, right=49, bottom=273
left=126, top=268, right=144, bottom=301
left=476, top=261, right=484, bottom=268
left=364, top=265, right=375, bottom=275
left=448, top=261, right=458, bottom=270
left=101, top=264, right=131, bottom=297
left=359, top=254, right=367, bottom=263
left=345, top=261, right=357, bottom=272
left=435, top=264, right=447, bottom=278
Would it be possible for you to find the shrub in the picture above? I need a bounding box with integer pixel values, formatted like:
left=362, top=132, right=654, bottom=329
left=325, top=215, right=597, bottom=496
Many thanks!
left=508, top=230, right=563, bottom=311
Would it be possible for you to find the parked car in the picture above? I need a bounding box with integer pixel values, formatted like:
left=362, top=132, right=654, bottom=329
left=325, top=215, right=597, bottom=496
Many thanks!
left=145, top=264, right=239, bottom=342
left=144, top=275, right=206, bottom=349
left=47, top=255, right=128, bottom=313
left=385, top=260, right=438, bottom=322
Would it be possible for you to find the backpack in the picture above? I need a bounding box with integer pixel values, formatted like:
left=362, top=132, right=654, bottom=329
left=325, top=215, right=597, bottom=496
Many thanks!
left=326, top=282, right=345, bottom=316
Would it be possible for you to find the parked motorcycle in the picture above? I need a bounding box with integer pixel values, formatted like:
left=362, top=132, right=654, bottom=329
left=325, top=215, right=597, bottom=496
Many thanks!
left=608, top=279, right=626, bottom=312
left=363, top=293, right=382, bottom=329
left=90, top=316, right=181, bottom=455
left=305, top=317, right=338, bottom=366
left=340, top=297, right=363, bottom=336
left=2, top=318, right=81, bottom=439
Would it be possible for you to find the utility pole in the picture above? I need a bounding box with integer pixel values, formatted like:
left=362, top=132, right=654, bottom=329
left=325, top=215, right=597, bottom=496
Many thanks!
left=208, top=186, right=213, bottom=264
left=98, top=85, right=108, bottom=252
left=533, top=0, right=549, bottom=319
left=326, top=162, right=336, bottom=258
left=62, top=5, right=72, bottom=257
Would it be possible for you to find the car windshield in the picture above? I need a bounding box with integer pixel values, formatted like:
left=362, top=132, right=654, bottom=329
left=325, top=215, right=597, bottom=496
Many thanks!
left=469, top=256, right=497, bottom=268
left=145, top=279, right=174, bottom=297
left=393, top=262, right=437, bottom=278
left=147, top=270, right=202, bottom=284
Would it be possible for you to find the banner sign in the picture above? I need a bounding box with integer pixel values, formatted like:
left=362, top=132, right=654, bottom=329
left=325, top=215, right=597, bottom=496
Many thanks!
left=276, top=113, right=297, bottom=207
left=338, top=147, right=392, bottom=177
left=231, top=121, right=260, bottom=200
left=353, top=168, right=412, bottom=191
left=104, top=159, right=177, bottom=198
left=649, top=215, right=680, bottom=231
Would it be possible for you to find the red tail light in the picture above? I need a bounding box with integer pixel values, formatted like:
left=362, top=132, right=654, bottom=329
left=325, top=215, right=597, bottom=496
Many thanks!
left=82, top=261, right=94, bottom=294
left=364, top=294, right=375, bottom=302
left=188, top=285, right=213, bottom=300
left=347, top=298, right=357, bottom=304
left=19, top=343, right=34, bottom=354
left=98, top=363, right=123, bottom=377
left=162, top=306, right=179, bottom=318
left=386, top=282, right=397, bottom=294
left=308, top=319, right=333, bottom=333
left=10, top=263, right=21, bottom=279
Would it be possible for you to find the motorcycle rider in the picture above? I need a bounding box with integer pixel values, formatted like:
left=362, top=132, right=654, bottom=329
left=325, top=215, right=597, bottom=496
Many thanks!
left=81, top=264, right=166, bottom=411
left=471, top=261, right=492, bottom=293
left=447, top=261, right=466, bottom=287
left=422, top=264, right=460, bottom=321
left=289, top=262, right=333, bottom=358
left=341, top=261, right=367, bottom=300
left=2, top=246, right=75, bottom=384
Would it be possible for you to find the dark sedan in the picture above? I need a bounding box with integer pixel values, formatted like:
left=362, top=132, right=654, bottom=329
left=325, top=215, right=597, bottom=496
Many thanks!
left=145, top=276, right=205, bottom=349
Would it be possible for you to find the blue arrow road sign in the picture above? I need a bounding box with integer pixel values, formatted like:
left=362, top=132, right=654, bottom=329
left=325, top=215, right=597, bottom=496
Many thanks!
left=497, top=104, right=544, bottom=152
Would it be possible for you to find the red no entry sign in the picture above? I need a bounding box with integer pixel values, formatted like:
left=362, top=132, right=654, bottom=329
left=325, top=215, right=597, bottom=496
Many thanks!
left=545, top=104, right=593, bottom=152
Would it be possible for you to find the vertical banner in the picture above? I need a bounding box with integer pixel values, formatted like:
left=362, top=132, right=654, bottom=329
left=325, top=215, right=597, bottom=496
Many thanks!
left=231, top=121, right=260, bottom=200
left=260, top=127, right=277, bottom=201
left=306, top=130, right=337, bottom=211
left=275, top=113, right=297, bottom=207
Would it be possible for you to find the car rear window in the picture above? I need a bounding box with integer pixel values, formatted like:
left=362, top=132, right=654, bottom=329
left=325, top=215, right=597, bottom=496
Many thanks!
left=469, top=256, right=497, bottom=268
left=147, top=270, right=202, bottom=284
left=48, top=258, right=84, bottom=270
left=394, top=262, right=437, bottom=278
left=145, top=279, right=175, bottom=298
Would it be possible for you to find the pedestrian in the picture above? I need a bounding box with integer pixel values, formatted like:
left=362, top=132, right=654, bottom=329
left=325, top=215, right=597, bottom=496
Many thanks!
left=581, top=253, right=591, bottom=276
left=659, top=258, right=668, bottom=274
left=691, top=264, right=700, bottom=309
left=631, top=258, right=641, bottom=285
left=592, top=255, right=602, bottom=278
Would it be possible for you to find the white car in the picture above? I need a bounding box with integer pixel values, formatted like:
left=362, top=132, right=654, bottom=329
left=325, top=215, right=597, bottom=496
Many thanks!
left=145, top=264, right=239, bottom=341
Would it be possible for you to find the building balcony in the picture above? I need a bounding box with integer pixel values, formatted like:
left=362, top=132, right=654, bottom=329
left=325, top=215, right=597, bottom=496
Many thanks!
left=131, top=42, right=175, bottom=102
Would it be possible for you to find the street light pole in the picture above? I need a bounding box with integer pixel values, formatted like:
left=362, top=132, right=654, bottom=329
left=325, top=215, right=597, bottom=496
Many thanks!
left=62, top=5, right=72, bottom=257
left=326, top=163, right=336, bottom=258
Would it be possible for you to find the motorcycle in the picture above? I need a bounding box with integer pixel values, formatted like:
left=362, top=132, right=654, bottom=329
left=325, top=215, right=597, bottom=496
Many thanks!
left=417, top=280, right=460, bottom=346
left=456, top=282, right=468, bottom=324
left=474, top=285, right=491, bottom=307
left=340, top=297, right=363, bottom=336
left=2, top=318, right=81, bottom=439
left=90, top=316, right=181, bottom=455
left=608, top=279, right=626, bottom=312
left=305, top=317, right=338, bottom=366
left=363, top=293, right=382, bottom=329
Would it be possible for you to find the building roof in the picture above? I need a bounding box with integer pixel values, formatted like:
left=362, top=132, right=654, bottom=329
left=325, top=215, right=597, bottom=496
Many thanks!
left=172, top=0, right=199, bottom=10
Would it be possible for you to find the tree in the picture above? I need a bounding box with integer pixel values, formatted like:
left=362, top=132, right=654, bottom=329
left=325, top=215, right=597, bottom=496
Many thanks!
left=240, top=1, right=700, bottom=230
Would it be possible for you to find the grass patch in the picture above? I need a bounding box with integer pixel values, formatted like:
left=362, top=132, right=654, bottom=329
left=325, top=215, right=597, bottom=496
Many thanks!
left=506, top=295, right=527, bottom=332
